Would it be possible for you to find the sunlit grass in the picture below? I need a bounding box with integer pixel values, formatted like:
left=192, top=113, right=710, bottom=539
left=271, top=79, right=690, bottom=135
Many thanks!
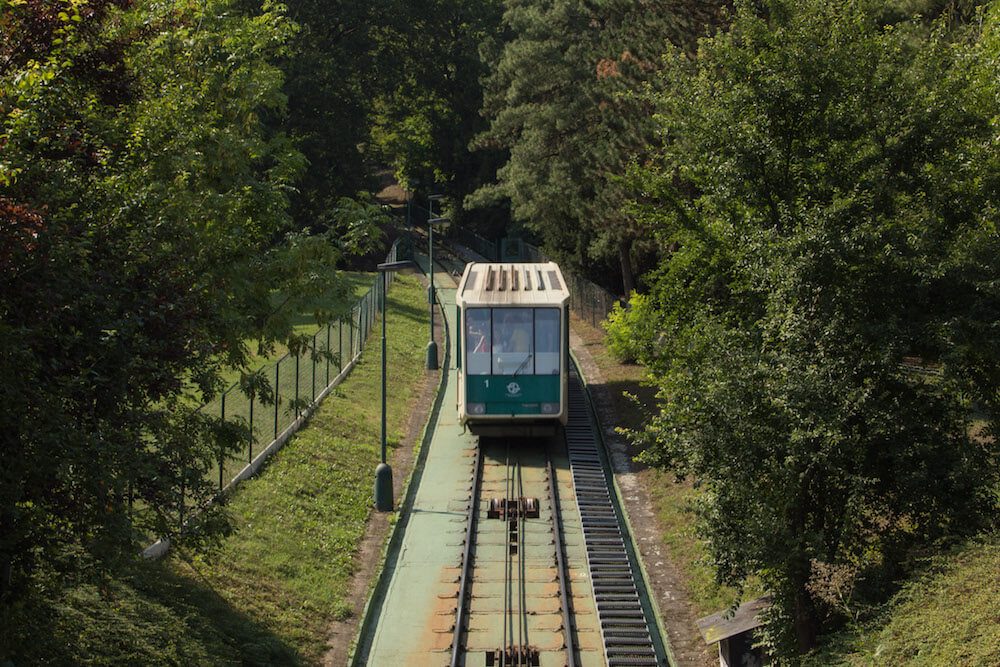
left=806, top=536, right=1000, bottom=666
left=215, top=272, right=376, bottom=391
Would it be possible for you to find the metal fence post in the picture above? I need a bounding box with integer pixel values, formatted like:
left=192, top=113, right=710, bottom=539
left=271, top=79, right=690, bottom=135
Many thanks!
left=274, top=360, right=280, bottom=441
left=339, top=319, right=344, bottom=372
left=219, top=392, right=226, bottom=492
left=295, top=353, right=300, bottom=417
left=326, top=325, right=331, bottom=387
left=311, top=332, right=317, bottom=403
left=591, top=283, right=597, bottom=328
left=248, top=393, right=254, bottom=463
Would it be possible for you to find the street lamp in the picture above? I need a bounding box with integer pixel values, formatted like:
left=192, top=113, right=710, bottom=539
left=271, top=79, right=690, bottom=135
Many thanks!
left=426, top=193, right=446, bottom=370
left=374, top=259, right=416, bottom=512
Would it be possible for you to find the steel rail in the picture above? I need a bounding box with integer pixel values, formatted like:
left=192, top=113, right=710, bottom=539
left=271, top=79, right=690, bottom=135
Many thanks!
left=547, top=449, right=578, bottom=667
left=450, top=445, right=483, bottom=667
left=516, top=456, right=527, bottom=659
left=502, top=443, right=512, bottom=667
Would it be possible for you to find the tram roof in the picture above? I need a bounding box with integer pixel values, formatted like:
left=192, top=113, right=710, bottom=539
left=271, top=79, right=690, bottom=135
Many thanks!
left=456, top=262, right=570, bottom=307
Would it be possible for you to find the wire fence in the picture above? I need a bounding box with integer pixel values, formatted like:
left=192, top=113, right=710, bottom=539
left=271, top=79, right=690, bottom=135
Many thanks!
left=142, top=239, right=407, bottom=556
left=451, top=228, right=620, bottom=328
left=141, top=236, right=416, bottom=556
left=201, top=239, right=405, bottom=494
left=451, top=227, right=497, bottom=263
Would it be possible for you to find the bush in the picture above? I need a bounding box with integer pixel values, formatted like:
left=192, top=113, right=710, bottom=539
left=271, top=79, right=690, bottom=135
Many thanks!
left=602, top=291, right=657, bottom=364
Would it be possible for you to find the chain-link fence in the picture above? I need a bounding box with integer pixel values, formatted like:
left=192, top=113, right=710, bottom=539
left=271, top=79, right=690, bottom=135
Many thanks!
left=143, top=236, right=413, bottom=556
left=203, top=239, right=404, bottom=494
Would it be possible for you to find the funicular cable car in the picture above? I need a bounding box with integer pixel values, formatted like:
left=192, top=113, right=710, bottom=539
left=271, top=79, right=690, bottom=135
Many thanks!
left=456, top=262, right=570, bottom=437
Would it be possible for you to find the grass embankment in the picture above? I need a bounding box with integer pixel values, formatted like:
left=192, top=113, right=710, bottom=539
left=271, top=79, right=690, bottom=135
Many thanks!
left=3, top=273, right=430, bottom=666
left=806, top=536, right=1000, bottom=666
left=570, top=315, right=743, bottom=615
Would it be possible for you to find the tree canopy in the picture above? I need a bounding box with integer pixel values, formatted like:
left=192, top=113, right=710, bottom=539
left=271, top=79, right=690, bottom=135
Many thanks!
left=0, top=0, right=377, bottom=599
left=626, top=0, right=999, bottom=656
left=468, top=0, right=728, bottom=293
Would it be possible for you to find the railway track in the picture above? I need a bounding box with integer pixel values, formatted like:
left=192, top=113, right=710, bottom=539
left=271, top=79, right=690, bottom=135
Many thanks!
left=451, top=438, right=575, bottom=667
left=449, top=369, right=661, bottom=667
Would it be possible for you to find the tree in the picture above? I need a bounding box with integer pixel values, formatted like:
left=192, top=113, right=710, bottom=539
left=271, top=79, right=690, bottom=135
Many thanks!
left=628, top=0, right=999, bottom=657
left=368, top=0, right=505, bottom=230
left=468, top=0, right=727, bottom=293
left=0, top=0, right=361, bottom=600
left=280, top=0, right=385, bottom=228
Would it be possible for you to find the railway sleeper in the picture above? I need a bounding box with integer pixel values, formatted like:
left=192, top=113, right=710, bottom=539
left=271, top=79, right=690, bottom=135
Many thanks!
left=596, top=592, right=641, bottom=602
left=606, top=646, right=657, bottom=657
left=576, top=494, right=612, bottom=503
left=588, top=556, right=631, bottom=566
left=485, top=646, right=540, bottom=667
left=603, top=628, right=653, bottom=638
left=602, top=618, right=649, bottom=629
left=580, top=518, right=620, bottom=527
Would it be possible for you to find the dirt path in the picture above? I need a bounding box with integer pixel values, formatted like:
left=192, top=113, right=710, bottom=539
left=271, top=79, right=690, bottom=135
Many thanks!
left=570, top=324, right=716, bottom=667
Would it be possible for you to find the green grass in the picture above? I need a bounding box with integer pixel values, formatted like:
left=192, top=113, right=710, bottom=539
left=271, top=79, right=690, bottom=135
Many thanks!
left=645, top=472, right=745, bottom=614
left=2, top=273, right=430, bottom=666
left=805, top=535, right=1000, bottom=666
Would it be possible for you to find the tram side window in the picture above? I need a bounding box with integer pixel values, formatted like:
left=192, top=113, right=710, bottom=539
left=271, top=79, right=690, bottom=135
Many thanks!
left=466, top=308, right=492, bottom=375
left=534, top=308, right=560, bottom=375
left=493, top=308, right=533, bottom=374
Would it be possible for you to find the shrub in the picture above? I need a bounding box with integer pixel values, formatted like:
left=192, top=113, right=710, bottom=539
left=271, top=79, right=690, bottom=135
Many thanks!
left=602, top=291, right=657, bottom=364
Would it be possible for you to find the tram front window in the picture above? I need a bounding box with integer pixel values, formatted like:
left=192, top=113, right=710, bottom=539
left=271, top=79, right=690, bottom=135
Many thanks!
left=493, top=308, right=532, bottom=374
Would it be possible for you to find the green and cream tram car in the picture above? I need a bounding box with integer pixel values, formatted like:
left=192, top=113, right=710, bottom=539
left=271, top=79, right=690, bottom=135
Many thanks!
left=456, top=262, right=570, bottom=436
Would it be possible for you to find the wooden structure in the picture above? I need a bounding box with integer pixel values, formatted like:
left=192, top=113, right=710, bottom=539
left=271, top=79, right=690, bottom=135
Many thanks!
left=696, top=596, right=771, bottom=667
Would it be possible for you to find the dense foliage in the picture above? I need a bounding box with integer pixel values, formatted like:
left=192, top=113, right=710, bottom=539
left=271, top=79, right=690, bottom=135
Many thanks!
left=468, top=0, right=728, bottom=293
left=0, top=0, right=379, bottom=604
left=280, top=0, right=384, bottom=228
left=367, top=0, right=505, bottom=231
left=626, top=0, right=999, bottom=657
left=3, top=0, right=998, bottom=663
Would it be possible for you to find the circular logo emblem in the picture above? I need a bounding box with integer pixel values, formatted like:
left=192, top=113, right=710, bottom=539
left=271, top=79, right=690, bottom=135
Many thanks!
left=506, top=382, right=521, bottom=397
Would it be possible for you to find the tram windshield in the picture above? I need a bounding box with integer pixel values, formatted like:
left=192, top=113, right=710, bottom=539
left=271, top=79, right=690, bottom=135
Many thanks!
left=465, top=307, right=560, bottom=375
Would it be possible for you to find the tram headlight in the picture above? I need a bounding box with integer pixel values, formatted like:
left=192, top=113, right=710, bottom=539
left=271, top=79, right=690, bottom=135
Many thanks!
left=541, top=402, right=560, bottom=414
left=468, top=403, right=486, bottom=415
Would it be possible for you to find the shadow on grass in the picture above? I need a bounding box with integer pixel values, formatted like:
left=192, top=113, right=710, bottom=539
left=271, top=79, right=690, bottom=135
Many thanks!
left=2, top=558, right=302, bottom=666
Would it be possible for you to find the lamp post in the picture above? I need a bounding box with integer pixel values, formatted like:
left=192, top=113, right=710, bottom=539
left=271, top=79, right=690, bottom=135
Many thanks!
left=426, top=192, right=446, bottom=370
left=374, top=259, right=416, bottom=512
